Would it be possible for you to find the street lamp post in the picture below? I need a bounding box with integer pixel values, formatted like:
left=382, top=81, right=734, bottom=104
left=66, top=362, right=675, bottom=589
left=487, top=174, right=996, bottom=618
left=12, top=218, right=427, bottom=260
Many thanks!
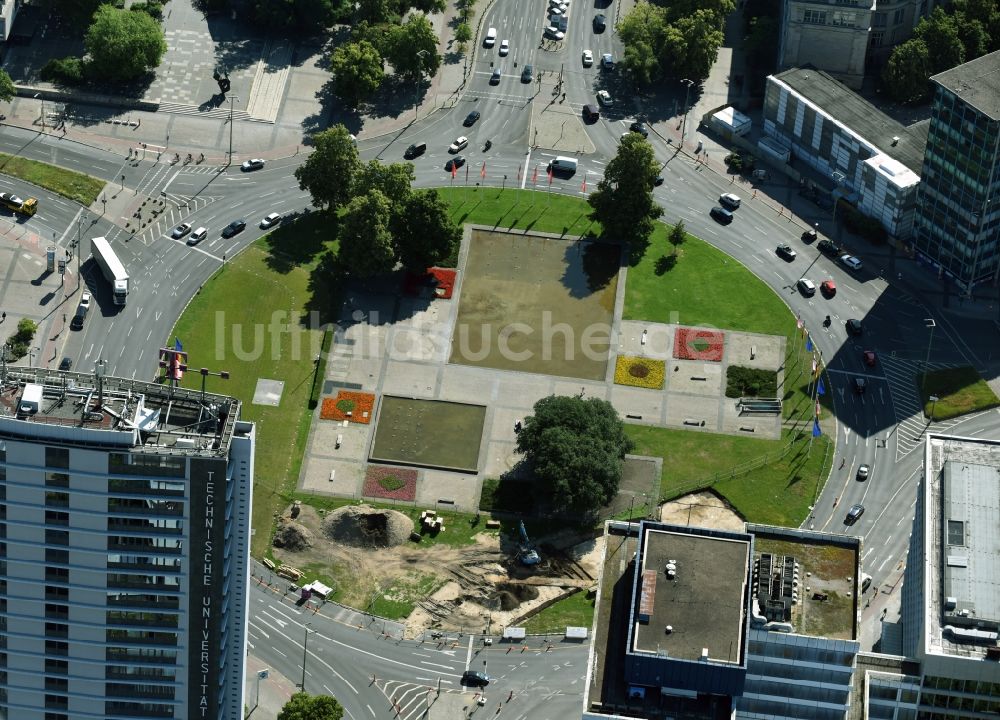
left=299, top=623, right=312, bottom=692
left=679, top=79, right=694, bottom=146
left=929, top=395, right=940, bottom=422
left=227, top=95, right=240, bottom=166
left=33, top=93, right=44, bottom=130
left=921, top=318, right=936, bottom=396
left=415, top=51, right=429, bottom=120
left=247, top=669, right=269, bottom=718
left=29, top=346, right=39, bottom=368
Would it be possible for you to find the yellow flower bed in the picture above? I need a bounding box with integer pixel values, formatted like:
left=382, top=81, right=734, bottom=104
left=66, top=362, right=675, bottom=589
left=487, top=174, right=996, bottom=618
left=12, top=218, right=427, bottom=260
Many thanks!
left=614, top=356, right=665, bottom=390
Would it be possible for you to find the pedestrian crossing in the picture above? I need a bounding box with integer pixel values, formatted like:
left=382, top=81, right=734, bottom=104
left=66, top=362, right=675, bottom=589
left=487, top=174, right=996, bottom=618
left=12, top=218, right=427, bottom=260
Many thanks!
left=379, top=680, right=461, bottom=720
left=156, top=101, right=273, bottom=124
left=878, top=354, right=973, bottom=459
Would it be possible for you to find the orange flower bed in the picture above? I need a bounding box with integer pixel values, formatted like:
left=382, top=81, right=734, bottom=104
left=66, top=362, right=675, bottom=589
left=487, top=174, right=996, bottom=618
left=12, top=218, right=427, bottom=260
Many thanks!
left=320, top=391, right=375, bottom=423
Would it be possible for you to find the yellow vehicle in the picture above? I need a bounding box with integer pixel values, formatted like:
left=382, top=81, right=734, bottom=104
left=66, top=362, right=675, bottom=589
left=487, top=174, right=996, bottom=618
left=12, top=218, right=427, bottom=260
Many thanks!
left=0, top=192, right=38, bottom=216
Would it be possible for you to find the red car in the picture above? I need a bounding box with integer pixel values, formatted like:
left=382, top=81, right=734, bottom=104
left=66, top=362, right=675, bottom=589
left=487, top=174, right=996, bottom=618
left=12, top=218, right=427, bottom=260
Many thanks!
left=821, top=279, right=837, bottom=297
left=863, top=350, right=877, bottom=367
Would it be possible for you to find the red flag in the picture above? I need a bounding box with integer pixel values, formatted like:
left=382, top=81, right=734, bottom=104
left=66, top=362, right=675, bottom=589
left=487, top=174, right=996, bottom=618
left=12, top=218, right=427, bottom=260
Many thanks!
left=451, top=163, right=457, bottom=179
left=796, top=315, right=803, bottom=330
left=548, top=166, right=553, bottom=185
left=517, top=164, right=522, bottom=182
left=532, top=167, right=538, bottom=185
left=581, top=176, right=587, bottom=193
left=480, top=162, right=486, bottom=179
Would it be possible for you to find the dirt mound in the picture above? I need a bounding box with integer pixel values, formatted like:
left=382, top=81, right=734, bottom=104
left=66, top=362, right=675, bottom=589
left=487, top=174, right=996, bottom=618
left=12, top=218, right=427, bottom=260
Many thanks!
left=492, top=583, right=540, bottom=611
left=323, top=505, right=414, bottom=549
left=273, top=521, right=313, bottom=551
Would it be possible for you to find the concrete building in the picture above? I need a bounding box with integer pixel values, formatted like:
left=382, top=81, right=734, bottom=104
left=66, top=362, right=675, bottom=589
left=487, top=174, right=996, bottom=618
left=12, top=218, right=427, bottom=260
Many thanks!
left=0, top=0, right=18, bottom=43
left=762, top=67, right=927, bottom=239
left=583, top=520, right=863, bottom=720
left=912, top=51, right=1000, bottom=294
left=0, top=366, right=255, bottom=719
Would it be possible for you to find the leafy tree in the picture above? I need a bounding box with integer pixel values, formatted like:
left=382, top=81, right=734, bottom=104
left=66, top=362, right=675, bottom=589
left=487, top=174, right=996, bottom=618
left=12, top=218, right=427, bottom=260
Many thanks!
left=668, top=221, right=686, bottom=255
left=356, top=160, right=415, bottom=202
left=278, top=693, right=345, bottom=720
left=914, top=8, right=965, bottom=73
left=587, top=134, right=663, bottom=259
left=402, top=0, right=447, bottom=13
left=662, top=0, right=735, bottom=23
left=952, top=0, right=1000, bottom=49
left=455, top=22, right=473, bottom=48
left=338, top=190, right=397, bottom=278
left=385, top=15, right=441, bottom=79
left=331, top=41, right=385, bottom=106
left=84, top=5, right=167, bottom=82
left=953, top=14, right=990, bottom=59
left=622, top=40, right=661, bottom=85
left=250, top=0, right=337, bottom=32
left=515, top=395, right=633, bottom=514
left=294, top=126, right=362, bottom=211
left=356, top=0, right=396, bottom=25
left=663, top=10, right=724, bottom=79
left=392, top=189, right=461, bottom=270
left=0, top=69, right=14, bottom=103
left=882, top=39, right=931, bottom=103
left=619, top=3, right=668, bottom=51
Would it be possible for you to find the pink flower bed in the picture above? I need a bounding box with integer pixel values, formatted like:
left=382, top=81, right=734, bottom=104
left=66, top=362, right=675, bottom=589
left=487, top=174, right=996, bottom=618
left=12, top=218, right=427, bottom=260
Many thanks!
left=673, top=327, right=725, bottom=362
left=363, top=466, right=418, bottom=501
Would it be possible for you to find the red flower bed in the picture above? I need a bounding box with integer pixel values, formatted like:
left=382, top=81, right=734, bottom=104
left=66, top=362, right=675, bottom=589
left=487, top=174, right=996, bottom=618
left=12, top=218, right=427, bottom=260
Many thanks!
left=673, top=327, right=725, bottom=362
left=363, top=466, right=418, bottom=501
left=320, top=391, right=375, bottom=423
left=402, top=267, right=457, bottom=299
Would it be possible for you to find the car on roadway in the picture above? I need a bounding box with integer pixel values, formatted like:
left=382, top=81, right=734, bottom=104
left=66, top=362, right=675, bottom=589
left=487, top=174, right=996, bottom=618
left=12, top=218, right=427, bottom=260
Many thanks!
left=601, top=52, right=614, bottom=69
left=484, top=27, right=497, bottom=46
left=404, top=142, right=427, bottom=159
left=261, top=212, right=282, bottom=229
left=653, top=175, right=664, bottom=187
left=593, top=13, right=607, bottom=31
left=846, top=318, right=863, bottom=335
left=596, top=90, right=612, bottom=106
left=719, top=193, right=741, bottom=210
left=79, top=292, right=91, bottom=311
left=445, top=156, right=465, bottom=172
left=582, top=49, right=594, bottom=66
left=776, top=243, right=796, bottom=261
left=222, top=219, right=246, bottom=238
left=464, top=111, right=481, bottom=127
left=840, top=254, right=863, bottom=271
left=449, top=136, right=469, bottom=153
left=499, top=39, right=509, bottom=56
left=490, top=67, right=501, bottom=84
left=171, top=222, right=192, bottom=239
left=521, top=64, right=534, bottom=82
left=801, top=228, right=817, bottom=243
left=797, top=278, right=816, bottom=297
left=863, top=350, right=877, bottom=367
left=59, top=357, right=72, bottom=371
left=188, top=227, right=208, bottom=245
left=629, top=121, right=649, bottom=137
left=461, top=671, right=491, bottom=687
left=857, top=464, right=870, bottom=481
left=845, top=503, right=865, bottom=524
left=710, top=206, right=734, bottom=225
left=241, top=158, right=265, bottom=172
left=821, top=279, right=837, bottom=297
left=544, top=26, right=565, bottom=40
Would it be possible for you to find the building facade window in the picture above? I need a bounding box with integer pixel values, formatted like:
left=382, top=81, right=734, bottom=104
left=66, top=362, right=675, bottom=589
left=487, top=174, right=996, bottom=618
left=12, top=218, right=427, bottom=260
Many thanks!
left=870, top=31, right=884, bottom=47
left=872, top=11, right=887, bottom=26
left=804, top=9, right=827, bottom=24
left=893, top=7, right=905, bottom=23
left=45, top=447, right=69, bottom=469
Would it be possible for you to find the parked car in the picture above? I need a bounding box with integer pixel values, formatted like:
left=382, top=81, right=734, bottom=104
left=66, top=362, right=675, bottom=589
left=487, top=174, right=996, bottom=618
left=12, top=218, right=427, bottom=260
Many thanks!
left=846, top=319, right=863, bottom=335
left=241, top=158, right=265, bottom=171
left=854, top=377, right=867, bottom=394
left=463, top=111, right=481, bottom=127
left=462, top=671, right=491, bottom=687
left=818, top=238, right=842, bottom=257
left=499, top=40, right=509, bottom=56
left=582, top=49, right=593, bottom=66
left=445, top=156, right=465, bottom=172
left=222, top=219, right=246, bottom=238
left=719, top=193, right=741, bottom=209
left=857, top=464, right=870, bottom=481
left=652, top=175, right=664, bottom=187
left=171, top=222, right=192, bottom=239
left=710, top=206, right=734, bottom=225
left=79, top=292, right=91, bottom=311
left=840, top=254, right=863, bottom=271
left=821, top=279, right=837, bottom=297
left=188, top=227, right=208, bottom=245
left=845, top=503, right=865, bottom=524
left=601, top=53, right=614, bottom=69
left=863, top=350, right=877, bottom=367
left=629, top=121, right=649, bottom=138
left=596, top=90, right=612, bottom=106
left=776, top=244, right=796, bottom=261
left=593, top=13, right=607, bottom=31
left=449, top=136, right=469, bottom=153
left=801, top=228, right=817, bottom=243
left=521, top=65, right=534, bottom=82
left=260, top=212, right=282, bottom=229
left=544, top=26, right=565, bottom=40
left=797, top=278, right=816, bottom=296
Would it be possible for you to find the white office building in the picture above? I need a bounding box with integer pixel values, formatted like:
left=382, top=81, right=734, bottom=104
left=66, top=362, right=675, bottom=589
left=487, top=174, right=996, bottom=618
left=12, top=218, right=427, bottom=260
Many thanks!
left=0, top=366, right=255, bottom=719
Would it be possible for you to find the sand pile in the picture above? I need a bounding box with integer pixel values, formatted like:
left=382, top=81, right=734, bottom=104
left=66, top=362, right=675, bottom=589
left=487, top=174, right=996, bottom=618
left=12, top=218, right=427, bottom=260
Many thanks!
left=272, top=521, right=313, bottom=551
left=323, top=505, right=414, bottom=549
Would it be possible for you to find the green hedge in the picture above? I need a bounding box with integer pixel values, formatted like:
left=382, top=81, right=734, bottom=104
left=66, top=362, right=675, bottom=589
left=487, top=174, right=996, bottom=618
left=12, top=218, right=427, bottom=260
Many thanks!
left=725, top=365, right=778, bottom=398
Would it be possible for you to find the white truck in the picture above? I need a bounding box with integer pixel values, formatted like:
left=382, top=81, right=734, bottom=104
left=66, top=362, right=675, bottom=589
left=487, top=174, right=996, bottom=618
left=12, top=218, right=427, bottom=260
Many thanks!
left=91, top=236, right=129, bottom=306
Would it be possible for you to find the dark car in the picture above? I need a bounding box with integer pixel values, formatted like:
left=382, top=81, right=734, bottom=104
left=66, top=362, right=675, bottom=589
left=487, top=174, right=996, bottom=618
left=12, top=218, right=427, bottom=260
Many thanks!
left=59, top=357, right=72, bottom=371
left=629, top=121, right=649, bottom=138
left=863, top=350, right=877, bottom=367
left=776, top=244, right=796, bottom=261
left=490, top=67, right=501, bottom=84
left=801, top=228, right=817, bottom=243
left=593, top=13, right=607, bottom=31
left=404, top=142, right=427, bottom=159
left=846, top=319, right=863, bottom=336
left=221, top=219, right=246, bottom=238
left=464, top=111, right=481, bottom=127
left=240, top=159, right=265, bottom=172
left=521, top=64, right=534, bottom=83
left=461, top=671, right=491, bottom=687
left=653, top=175, right=664, bottom=187
left=857, top=464, right=870, bottom=481
left=818, top=239, right=842, bottom=257
left=845, top=503, right=865, bottom=524
left=445, top=156, right=465, bottom=172
left=710, top=206, right=733, bottom=224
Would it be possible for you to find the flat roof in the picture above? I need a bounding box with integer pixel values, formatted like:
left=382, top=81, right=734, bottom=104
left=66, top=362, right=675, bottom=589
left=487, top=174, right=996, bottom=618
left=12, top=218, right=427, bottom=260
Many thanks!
left=931, top=50, right=1000, bottom=121
left=635, top=527, right=749, bottom=663
left=772, top=67, right=929, bottom=174
left=0, top=368, right=241, bottom=456
left=924, top=434, right=1000, bottom=660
